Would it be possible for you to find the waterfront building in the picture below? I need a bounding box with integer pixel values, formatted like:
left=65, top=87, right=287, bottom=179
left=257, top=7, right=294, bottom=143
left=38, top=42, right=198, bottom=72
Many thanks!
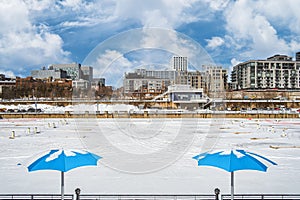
left=231, top=54, right=300, bottom=90
left=153, top=84, right=210, bottom=109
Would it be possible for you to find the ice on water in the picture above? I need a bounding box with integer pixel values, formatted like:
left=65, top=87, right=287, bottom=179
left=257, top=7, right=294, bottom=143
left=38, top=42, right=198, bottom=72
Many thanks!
left=0, top=116, right=299, bottom=194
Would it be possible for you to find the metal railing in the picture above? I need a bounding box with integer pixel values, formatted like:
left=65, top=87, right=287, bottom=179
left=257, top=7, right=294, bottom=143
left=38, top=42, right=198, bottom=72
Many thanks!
left=0, top=194, right=73, bottom=200
left=221, top=194, right=300, bottom=200
left=78, top=194, right=216, bottom=200
left=1, top=194, right=300, bottom=200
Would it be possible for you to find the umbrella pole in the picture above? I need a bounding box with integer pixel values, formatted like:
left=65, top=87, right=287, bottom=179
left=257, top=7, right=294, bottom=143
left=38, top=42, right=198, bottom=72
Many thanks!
left=231, top=171, right=234, bottom=200
left=61, top=171, right=64, bottom=200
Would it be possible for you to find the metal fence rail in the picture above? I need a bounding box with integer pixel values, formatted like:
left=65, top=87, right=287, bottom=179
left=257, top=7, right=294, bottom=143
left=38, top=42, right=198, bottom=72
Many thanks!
left=0, top=194, right=73, bottom=200
left=221, top=194, right=300, bottom=200
left=1, top=194, right=300, bottom=200
left=78, top=194, right=216, bottom=200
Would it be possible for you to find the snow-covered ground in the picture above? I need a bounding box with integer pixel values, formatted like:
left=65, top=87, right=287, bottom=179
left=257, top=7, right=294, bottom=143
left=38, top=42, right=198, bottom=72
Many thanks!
left=0, top=117, right=299, bottom=195
left=0, top=103, right=140, bottom=113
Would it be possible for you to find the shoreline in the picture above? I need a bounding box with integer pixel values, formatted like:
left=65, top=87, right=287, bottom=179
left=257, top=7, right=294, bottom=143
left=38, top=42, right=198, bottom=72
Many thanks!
left=1, top=112, right=299, bottom=119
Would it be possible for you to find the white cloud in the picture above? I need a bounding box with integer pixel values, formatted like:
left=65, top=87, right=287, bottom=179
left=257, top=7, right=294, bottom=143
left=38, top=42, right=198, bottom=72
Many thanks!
left=205, top=0, right=230, bottom=11
left=0, top=70, right=15, bottom=78
left=92, top=50, right=134, bottom=85
left=206, top=37, right=225, bottom=49
left=230, top=58, right=241, bottom=67
left=255, top=0, right=300, bottom=34
left=0, top=0, right=70, bottom=72
left=23, top=0, right=53, bottom=11
left=114, top=0, right=211, bottom=28
left=223, top=0, right=300, bottom=60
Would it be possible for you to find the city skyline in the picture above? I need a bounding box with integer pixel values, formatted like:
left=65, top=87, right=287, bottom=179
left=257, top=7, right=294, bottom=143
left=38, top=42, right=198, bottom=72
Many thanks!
left=1, top=0, right=300, bottom=86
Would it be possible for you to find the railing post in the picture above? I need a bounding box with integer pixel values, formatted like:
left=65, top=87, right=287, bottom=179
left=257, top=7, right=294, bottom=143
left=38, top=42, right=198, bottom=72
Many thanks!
left=214, top=188, right=220, bottom=200
left=75, top=188, right=81, bottom=200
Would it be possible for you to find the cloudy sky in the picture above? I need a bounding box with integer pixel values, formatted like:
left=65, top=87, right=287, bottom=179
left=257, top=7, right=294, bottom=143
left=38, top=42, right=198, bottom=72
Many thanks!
left=1, top=0, right=300, bottom=85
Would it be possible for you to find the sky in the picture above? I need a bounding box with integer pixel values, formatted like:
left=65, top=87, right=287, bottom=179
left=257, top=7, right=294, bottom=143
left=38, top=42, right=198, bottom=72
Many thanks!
left=1, top=0, right=300, bottom=86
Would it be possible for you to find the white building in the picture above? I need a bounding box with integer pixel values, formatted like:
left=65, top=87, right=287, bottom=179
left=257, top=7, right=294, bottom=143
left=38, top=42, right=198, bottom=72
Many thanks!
left=202, top=65, right=228, bottom=93
left=231, top=54, right=300, bottom=90
left=72, top=79, right=90, bottom=89
left=171, top=56, right=188, bottom=72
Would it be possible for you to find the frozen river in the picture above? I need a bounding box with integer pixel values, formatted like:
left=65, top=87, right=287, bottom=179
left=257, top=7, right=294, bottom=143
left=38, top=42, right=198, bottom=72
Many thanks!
left=0, top=117, right=299, bottom=195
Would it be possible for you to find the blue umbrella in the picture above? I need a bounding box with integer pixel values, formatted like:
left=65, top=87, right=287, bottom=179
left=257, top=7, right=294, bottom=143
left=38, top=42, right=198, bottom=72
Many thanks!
left=193, top=149, right=277, bottom=200
left=28, top=149, right=101, bottom=200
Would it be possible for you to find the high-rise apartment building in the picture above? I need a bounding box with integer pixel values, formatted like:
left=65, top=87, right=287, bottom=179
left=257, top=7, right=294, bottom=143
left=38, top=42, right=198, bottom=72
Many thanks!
left=202, top=65, right=228, bottom=93
left=231, top=54, right=300, bottom=90
left=171, top=56, right=188, bottom=72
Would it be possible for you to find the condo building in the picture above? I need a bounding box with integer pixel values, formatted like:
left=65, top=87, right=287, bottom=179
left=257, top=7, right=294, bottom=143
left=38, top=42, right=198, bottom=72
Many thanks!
left=231, top=53, right=300, bottom=90
left=171, top=56, right=188, bottom=72
left=202, top=65, right=228, bottom=93
left=123, top=71, right=171, bottom=97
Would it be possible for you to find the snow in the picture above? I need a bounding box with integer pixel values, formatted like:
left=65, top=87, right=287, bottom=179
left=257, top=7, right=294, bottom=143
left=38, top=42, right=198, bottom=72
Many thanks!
left=0, top=116, right=300, bottom=195
left=0, top=103, right=140, bottom=113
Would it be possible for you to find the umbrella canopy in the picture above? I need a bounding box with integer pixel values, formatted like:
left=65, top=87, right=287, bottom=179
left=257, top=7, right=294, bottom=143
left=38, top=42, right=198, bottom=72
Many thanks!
left=28, top=149, right=101, bottom=200
left=193, top=149, right=277, bottom=200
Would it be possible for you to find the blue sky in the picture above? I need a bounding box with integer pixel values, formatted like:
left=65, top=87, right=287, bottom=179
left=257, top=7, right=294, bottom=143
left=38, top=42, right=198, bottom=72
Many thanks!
left=1, top=0, right=300, bottom=86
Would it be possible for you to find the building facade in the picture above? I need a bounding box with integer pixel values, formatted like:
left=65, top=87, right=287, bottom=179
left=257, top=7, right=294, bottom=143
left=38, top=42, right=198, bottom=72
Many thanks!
left=231, top=54, right=300, bottom=90
left=0, top=74, right=16, bottom=99
left=31, top=67, right=67, bottom=79
left=81, top=66, right=93, bottom=82
left=123, top=72, right=171, bottom=99
left=50, top=63, right=82, bottom=80
left=171, top=56, right=188, bottom=72
left=175, top=71, right=204, bottom=89
left=202, top=65, right=228, bottom=93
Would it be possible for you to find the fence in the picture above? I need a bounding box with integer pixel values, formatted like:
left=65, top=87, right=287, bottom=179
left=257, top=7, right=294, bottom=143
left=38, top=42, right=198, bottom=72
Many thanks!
left=1, top=194, right=300, bottom=200
left=221, top=194, right=300, bottom=200
left=77, top=194, right=216, bottom=200
left=0, top=194, right=73, bottom=200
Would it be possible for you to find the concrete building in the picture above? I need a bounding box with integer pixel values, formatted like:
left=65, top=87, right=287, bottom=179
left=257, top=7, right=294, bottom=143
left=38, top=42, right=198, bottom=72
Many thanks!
left=31, top=67, right=67, bottom=79
left=49, top=63, right=82, bottom=80
left=123, top=68, right=176, bottom=95
left=123, top=72, right=170, bottom=99
left=231, top=54, right=300, bottom=90
left=171, top=56, right=188, bottom=72
left=135, top=68, right=177, bottom=80
left=175, top=71, right=204, bottom=89
left=296, top=52, right=300, bottom=61
left=81, top=66, right=93, bottom=82
left=202, top=65, right=228, bottom=93
left=0, top=75, right=16, bottom=99
left=72, top=79, right=90, bottom=89
left=92, top=78, right=105, bottom=89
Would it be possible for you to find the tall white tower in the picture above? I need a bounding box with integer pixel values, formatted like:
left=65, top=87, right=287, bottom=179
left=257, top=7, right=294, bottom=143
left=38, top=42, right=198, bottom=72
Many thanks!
left=171, top=56, right=188, bottom=72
